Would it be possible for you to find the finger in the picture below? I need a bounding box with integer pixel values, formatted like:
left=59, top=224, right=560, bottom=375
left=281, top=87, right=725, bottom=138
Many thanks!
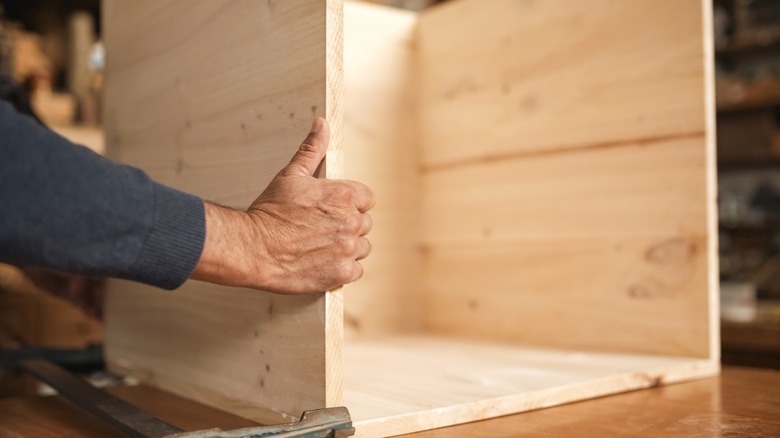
left=359, top=213, right=372, bottom=236
left=333, top=260, right=364, bottom=289
left=340, top=180, right=375, bottom=213
left=348, top=260, right=364, bottom=283
left=282, top=117, right=329, bottom=177
left=355, top=236, right=371, bottom=261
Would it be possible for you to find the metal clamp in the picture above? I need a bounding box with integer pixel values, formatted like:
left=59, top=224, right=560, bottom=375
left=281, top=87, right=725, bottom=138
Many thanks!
left=19, top=359, right=354, bottom=438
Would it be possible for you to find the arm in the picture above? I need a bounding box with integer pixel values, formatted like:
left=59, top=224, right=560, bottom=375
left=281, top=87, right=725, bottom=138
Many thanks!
left=0, top=100, right=372, bottom=293
left=0, top=100, right=204, bottom=290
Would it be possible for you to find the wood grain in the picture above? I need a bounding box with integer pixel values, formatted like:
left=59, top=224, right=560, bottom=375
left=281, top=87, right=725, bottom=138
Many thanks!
left=103, top=0, right=342, bottom=421
left=341, top=1, right=422, bottom=336
left=343, top=335, right=717, bottom=437
left=418, top=0, right=708, bottom=169
left=416, top=0, right=717, bottom=359
left=400, top=367, right=779, bottom=438
left=421, top=136, right=712, bottom=357
left=325, top=0, right=346, bottom=410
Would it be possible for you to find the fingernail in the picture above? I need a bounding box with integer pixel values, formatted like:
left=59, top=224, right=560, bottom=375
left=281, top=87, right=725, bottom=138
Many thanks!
left=310, top=117, right=322, bottom=133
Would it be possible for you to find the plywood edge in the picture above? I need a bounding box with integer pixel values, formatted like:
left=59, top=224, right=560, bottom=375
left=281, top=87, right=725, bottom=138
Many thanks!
left=352, top=359, right=719, bottom=437
left=325, top=290, right=345, bottom=407
left=325, top=0, right=346, bottom=408
left=325, top=0, right=345, bottom=181
left=701, top=0, right=721, bottom=365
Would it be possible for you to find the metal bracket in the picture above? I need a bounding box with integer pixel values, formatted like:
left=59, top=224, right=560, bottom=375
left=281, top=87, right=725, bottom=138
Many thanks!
left=165, top=408, right=354, bottom=438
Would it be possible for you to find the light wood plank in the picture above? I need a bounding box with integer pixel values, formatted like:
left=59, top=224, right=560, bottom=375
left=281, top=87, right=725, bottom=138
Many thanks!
left=325, top=0, right=346, bottom=410
left=418, top=0, right=708, bottom=168
left=422, top=137, right=708, bottom=243
left=700, top=0, right=721, bottom=371
left=343, top=335, right=718, bottom=437
left=104, top=0, right=329, bottom=207
left=103, top=0, right=343, bottom=420
left=421, top=136, right=712, bottom=358
left=342, top=1, right=422, bottom=336
left=106, top=281, right=325, bottom=424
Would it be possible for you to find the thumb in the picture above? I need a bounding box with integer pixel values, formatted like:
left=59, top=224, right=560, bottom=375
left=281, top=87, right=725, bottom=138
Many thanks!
left=282, top=117, right=329, bottom=177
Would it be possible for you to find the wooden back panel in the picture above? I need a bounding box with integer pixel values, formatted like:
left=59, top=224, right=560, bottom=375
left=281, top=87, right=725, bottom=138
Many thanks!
left=103, top=0, right=343, bottom=421
left=418, top=0, right=717, bottom=358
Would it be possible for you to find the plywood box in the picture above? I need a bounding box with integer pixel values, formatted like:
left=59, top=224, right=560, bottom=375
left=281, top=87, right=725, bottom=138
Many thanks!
left=102, top=0, right=718, bottom=436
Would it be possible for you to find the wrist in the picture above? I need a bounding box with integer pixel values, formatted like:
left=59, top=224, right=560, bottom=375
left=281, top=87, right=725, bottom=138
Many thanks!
left=191, top=201, right=263, bottom=288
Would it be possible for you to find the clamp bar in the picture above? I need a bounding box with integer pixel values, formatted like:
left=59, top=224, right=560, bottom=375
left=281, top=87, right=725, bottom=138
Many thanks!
left=19, top=359, right=355, bottom=438
left=20, top=359, right=183, bottom=438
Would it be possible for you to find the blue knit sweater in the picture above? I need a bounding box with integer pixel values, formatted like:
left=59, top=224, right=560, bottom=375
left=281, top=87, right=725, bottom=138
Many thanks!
left=0, top=101, right=205, bottom=290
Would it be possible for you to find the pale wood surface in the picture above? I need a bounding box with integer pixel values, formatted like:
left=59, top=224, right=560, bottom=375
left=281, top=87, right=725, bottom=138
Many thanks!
left=102, top=0, right=342, bottom=421
left=325, top=0, right=346, bottom=410
left=2, top=367, right=778, bottom=438
left=421, top=136, right=711, bottom=357
left=342, top=2, right=422, bottom=336
left=417, top=0, right=708, bottom=169
left=399, top=366, right=779, bottom=438
left=416, top=0, right=717, bottom=358
left=701, top=0, right=721, bottom=378
left=343, top=335, right=717, bottom=437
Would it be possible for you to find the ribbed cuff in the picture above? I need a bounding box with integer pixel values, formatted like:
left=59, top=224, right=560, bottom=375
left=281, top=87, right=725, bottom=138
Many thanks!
left=127, top=182, right=206, bottom=290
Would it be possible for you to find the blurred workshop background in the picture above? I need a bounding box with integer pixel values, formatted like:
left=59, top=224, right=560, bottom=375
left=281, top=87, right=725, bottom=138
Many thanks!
left=0, top=0, right=779, bottom=399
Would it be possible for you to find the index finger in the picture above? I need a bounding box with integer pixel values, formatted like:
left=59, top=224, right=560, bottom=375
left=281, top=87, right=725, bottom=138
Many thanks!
left=340, top=180, right=375, bottom=213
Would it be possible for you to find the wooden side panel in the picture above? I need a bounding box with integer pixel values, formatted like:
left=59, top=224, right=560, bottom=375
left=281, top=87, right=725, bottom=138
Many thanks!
left=342, top=2, right=422, bottom=336
left=418, top=0, right=716, bottom=357
left=103, top=0, right=343, bottom=421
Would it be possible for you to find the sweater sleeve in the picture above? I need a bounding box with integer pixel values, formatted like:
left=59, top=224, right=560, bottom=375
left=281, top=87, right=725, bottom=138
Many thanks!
left=0, top=101, right=205, bottom=290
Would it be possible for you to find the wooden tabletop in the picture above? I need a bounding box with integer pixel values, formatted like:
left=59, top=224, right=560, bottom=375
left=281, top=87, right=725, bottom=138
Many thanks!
left=0, top=366, right=778, bottom=437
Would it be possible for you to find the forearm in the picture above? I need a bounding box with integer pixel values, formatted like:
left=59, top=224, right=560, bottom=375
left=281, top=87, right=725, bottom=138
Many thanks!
left=0, top=101, right=204, bottom=289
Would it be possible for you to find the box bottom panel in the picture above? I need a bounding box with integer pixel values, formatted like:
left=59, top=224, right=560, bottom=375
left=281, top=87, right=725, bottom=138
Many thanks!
left=343, top=335, right=718, bottom=437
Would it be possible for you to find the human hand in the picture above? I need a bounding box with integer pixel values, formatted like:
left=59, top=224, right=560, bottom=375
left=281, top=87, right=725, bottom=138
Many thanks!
left=191, top=117, right=374, bottom=294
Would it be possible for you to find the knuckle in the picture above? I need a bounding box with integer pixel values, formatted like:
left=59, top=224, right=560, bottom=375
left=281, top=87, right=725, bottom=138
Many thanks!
left=329, top=183, right=354, bottom=204
left=299, top=140, right=318, bottom=153
left=339, top=236, right=358, bottom=255
left=343, top=214, right=362, bottom=235
left=336, top=262, right=354, bottom=283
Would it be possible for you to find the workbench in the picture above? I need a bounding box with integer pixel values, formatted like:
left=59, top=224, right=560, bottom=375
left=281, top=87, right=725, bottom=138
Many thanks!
left=0, top=366, right=777, bottom=437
